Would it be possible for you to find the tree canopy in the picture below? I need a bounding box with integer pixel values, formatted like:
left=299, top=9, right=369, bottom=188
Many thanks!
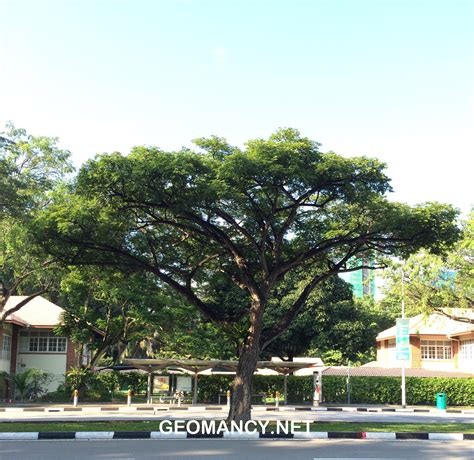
left=0, top=123, right=72, bottom=318
left=0, top=122, right=72, bottom=218
left=380, top=211, right=473, bottom=323
left=35, top=128, right=460, bottom=420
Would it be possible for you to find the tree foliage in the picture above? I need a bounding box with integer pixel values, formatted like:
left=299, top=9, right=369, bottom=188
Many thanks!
left=0, top=122, right=72, bottom=218
left=380, top=211, right=473, bottom=322
left=0, top=123, right=72, bottom=319
left=58, top=268, right=176, bottom=367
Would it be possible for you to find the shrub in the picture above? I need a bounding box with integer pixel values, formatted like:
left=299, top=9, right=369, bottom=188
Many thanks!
left=8, top=368, right=52, bottom=401
left=25, top=369, right=52, bottom=400
left=95, top=371, right=120, bottom=394
left=116, top=372, right=148, bottom=393
left=322, top=376, right=474, bottom=406
left=66, top=367, right=92, bottom=391
left=196, top=375, right=474, bottom=406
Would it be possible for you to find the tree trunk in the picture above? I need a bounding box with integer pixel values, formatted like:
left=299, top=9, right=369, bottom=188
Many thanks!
left=89, top=344, right=110, bottom=370
left=227, top=298, right=264, bottom=422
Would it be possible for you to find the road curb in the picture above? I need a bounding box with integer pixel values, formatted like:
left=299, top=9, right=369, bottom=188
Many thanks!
left=0, top=431, right=472, bottom=441
left=1, top=406, right=472, bottom=414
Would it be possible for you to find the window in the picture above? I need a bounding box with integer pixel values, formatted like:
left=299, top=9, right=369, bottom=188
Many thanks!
left=421, top=340, right=452, bottom=360
left=460, top=339, right=474, bottom=362
left=2, top=335, right=11, bottom=352
left=1, top=335, right=11, bottom=359
left=19, top=331, right=67, bottom=353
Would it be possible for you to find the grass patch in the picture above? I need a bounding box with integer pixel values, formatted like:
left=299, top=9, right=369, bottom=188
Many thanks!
left=309, top=422, right=474, bottom=433
left=0, top=420, right=472, bottom=433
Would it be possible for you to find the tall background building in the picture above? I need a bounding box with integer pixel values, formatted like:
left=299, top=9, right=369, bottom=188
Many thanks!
left=339, top=258, right=377, bottom=298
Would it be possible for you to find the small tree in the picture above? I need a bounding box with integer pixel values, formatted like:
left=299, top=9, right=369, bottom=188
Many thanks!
left=26, top=369, right=52, bottom=399
left=9, top=368, right=51, bottom=401
left=66, top=367, right=92, bottom=392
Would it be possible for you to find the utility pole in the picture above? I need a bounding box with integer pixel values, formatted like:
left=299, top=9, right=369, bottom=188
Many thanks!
left=401, top=266, right=406, bottom=408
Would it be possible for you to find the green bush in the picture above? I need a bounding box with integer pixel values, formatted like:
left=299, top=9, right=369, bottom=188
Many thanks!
left=65, top=367, right=93, bottom=391
left=64, top=370, right=149, bottom=401
left=322, top=376, right=474, bottom=406
left=196, top=375, right=474, bottom=406
left=58, top=370, right=474, bottom=406
left=116, top=372, right=148, bottom=393
left=95, top=372, right=120, bottom=395
left=196, top=376, right=233, bottom=403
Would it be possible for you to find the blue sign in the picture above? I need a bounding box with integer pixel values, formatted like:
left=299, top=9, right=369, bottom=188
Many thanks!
left=396, top=318, right=410, bottom=361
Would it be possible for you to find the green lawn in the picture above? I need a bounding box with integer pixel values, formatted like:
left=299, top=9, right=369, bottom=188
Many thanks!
left=0, top=421, right=472, bottom=433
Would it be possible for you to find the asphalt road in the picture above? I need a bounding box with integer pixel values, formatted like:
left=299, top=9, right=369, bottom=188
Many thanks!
left=0, top=439, right=473, bottom=460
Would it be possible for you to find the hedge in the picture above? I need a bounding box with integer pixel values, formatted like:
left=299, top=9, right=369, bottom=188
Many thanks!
left=195, top=375, right=474, bottom=406
left=322, top=376, right=474, bottom=405
left=45, top=370, right=474, bottom=406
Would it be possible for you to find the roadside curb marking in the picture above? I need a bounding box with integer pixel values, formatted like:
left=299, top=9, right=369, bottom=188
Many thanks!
left=0, top=431, right=472, bottom=441
left=1, top=406, right=472, bottom=414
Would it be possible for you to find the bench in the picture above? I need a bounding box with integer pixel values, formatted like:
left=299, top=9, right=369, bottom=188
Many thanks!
left=154, top=394, right=193, bottom=404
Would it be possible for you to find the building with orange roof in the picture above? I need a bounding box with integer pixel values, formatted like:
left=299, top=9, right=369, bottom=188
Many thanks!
left=376, top=310, right=474, bottom=374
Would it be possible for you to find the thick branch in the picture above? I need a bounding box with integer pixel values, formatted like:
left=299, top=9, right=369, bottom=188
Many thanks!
left=261, top=248, right=364, bottom=350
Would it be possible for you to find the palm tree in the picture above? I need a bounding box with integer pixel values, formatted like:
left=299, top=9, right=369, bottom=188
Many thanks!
left=9, top=369, right=35, bottom=401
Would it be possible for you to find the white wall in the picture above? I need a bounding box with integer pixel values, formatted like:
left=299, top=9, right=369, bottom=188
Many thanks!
left=0, top=357, right=10, bottom=373
left=420, top=360, right=456, bottom=371
left=17, top=353, right=67, bottom=392
left=0, top=324, right=12, bottom=373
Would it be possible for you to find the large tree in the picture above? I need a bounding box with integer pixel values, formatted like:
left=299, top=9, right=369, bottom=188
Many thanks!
left=35, top=129, right=459, bottom=421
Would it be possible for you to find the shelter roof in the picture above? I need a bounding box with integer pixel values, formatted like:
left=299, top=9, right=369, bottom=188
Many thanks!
left=123, top=358, right=323, bottom=375
left=323, top=366, right=474, bottom=378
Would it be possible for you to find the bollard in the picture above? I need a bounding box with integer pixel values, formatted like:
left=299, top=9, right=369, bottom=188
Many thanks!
left=127, top=388, right=132, bottom=407
left=275, top=391, right=280, bottom=408
left=73, top=389, right=79, bottom=407
left=313, top=371, right=322, bottom=407
left=313, top=385, right=320, bottom=406
left=226, top=390, right=231, bottom=408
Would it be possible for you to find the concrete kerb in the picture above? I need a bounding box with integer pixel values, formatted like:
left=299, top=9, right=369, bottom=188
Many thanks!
left=0, top=431, right=473, bottom=441
left=0, top=405, right=473, bottom=414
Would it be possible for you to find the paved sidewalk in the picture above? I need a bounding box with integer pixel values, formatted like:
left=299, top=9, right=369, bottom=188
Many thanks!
left=1, top=408, right=473, bottom=424
left=0, top=403, right=472, bottom=414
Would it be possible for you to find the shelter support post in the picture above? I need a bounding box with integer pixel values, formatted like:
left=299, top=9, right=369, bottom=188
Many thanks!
left=147, top=368, right=152, bottom=405
left=193, top=373, right=198, bottom=405
left=283, top=375, right=288, bottom=405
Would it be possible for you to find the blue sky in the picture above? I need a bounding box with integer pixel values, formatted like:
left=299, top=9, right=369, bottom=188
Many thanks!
left=1, top=0, right=472, bottom=215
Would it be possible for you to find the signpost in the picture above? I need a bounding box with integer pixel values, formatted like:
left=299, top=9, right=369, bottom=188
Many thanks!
left=397, top=268, right=409, bottom=408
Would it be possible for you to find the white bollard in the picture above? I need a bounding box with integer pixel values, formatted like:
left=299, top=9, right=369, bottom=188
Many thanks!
left=127, top=389, right=132, bottom=407
left=226, top=390, right=231, bottom=408
left=275, top=391, right=280, bottom=408
left=73, top=389, right=79, bottom=407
